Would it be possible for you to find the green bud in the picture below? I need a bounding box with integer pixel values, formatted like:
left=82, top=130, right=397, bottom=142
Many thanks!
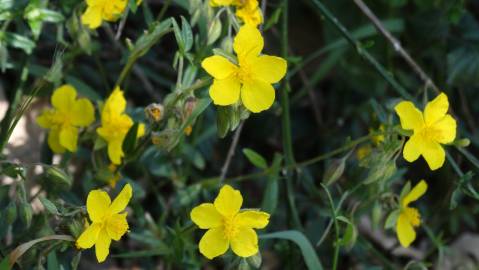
left=5, top=201, right=17, bottom=224
left=19, top=202, right=33, bottom=228
left=455, top=138, right=471, bottom=147
left=45, top=166, right=73, bottom=189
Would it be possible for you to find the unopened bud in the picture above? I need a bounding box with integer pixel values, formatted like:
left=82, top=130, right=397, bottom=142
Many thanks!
left=145, top=103, right=164, bottom=122
left=455, top=138, right=471, bottom=147
left=184, top=97, right=197, bottom=118
left=184, top=125, right=193, bottom=136
left=45, top=166, right=73, bottom=189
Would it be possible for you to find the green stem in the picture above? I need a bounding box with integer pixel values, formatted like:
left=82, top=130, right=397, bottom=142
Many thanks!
left=320, top=184, right=340, bottom=270
left=157, top=0, right=173, bottom=21
left=310, top=0, right=413, bottom=100
left=0, top=60, right=29, bottom=152
left=280, top=0, right=302, bottom=230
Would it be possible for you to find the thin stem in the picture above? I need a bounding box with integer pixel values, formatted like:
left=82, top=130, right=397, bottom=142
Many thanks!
left=157, top=0, right=173, bottom=21
left=353, top=0, right=440, bottom=93
left=320, top=184, right=340, bottom=270
left=220, top=121, right=244, bottom=183
left=176, top=56, right=184, bottom=89
left=310, top=0, right=413, bottom=100
left=280, top=0, right=302, bottom=230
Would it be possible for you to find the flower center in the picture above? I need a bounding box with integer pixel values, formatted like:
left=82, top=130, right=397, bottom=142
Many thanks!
left=236, top=64, right=253, bottom=84
left=403, top=207, right=421, bottom=227
left=222, top=216, right=239, bottom=240
left=418, top=125, right=443, bottom=142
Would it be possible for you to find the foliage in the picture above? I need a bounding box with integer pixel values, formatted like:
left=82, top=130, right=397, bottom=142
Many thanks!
left=1, top=0, right=479, bottom=269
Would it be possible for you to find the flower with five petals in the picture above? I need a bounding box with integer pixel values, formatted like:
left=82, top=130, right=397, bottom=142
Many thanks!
left=37, top=85, right=95, bottom=154
left=394, top=92, right=457, bottom=170
left=76, top=184, right=132, bottom=262
left=97, top=87, right=145, bottom=165
left=82, top=0, right=142, bottom=29
left=190, top=185, right=270, bottom=259
left=201, top=25, right=287, bottom=113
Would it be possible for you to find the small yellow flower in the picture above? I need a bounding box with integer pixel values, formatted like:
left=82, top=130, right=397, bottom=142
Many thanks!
left=356, top=145, right=371, bottom=161
left=209, top=0, right=239, bottom=7
left=202, top=25, right=287, bottom=113
left=81, top=0, right=142, bottom=29
left=396, top=180, right=427, bottom=247
left=184, top=125, right=193, bottom=136
left=394, top=93, right=457, bottom=170
left=76, top=183, right=132, bottom=263
left=190, top=185, right=270, bottom=259
left=37, top=85, right=95, bottom=153
left=97, top=87, right=145, bottom=165
left=236, top=0, right=263, bottom=27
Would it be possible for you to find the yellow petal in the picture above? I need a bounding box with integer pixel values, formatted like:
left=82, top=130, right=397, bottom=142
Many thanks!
left=81, top=6, right=103, bottom=29
left=95, top=230, right=111, bottom=263
left=36, top=110, right=54, bottom=129
left=235, top=210, right=270, bottom=229
left=251, top=55, right=287, bottom=83
left=202, top=55, right=238, bottom=80
left=209, top=77, right=241, bottom=106
left=432, top=115, right=457, bottom=144
left=401, top=180, right=428, bottom=207
left=106, top=213, right=129, bottom=241
left=424, top=92, right=449, bottom=126
left=214, top=185, right=243, bottom=216
left=103, top=88, right=127, bottom=118
left=241, top=79, right=275, bottom=113
left=210, top=0, right=236, bottom=7
left=47, top=129, right=65, bottom=154
left=199, top=228, right=230, bottom=259
left=108, top=139, right=124, bottom=165
left=137, top=123, right=146, bottom=138
left=59, top=125, right=79, bottom=152
left=394, top=101, right=424, bottom=131
left=421, top=140, right=445, bottom=170
left=103, top=1, right=127, bottom=21
left=396, top=213, right=416, bottom=248
left=109, top=183, right=132, bottom=214
left=230, top=227, right=258, bottom=257
left=236, top=3, right=263, bottom=27
left=72, top=98, right=95, bottom=127
left=191, top=203, right=223, bottom=229
left=234, top=25, right=264, bottom=62
left=87, top=190, right=111, bottom=222
left=403, top=134, right=422, bottom=163
left=52, top=85, right=77, bottom=112
left=76, top=223, right=102, bottom=249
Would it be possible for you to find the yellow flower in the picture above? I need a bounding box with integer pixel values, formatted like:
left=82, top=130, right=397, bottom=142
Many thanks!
left=396, top=180, right=427, bottom=248
left=209, top=0, right=239, bottom=7
left=97, top=87, right=145, bottom=165
left=81, top=0, right=142, bottom=29
left=76, top=183, right=132, bottom=263
left=356, top=145, right=371, bottom=161
left=202, top=25, right=287, bottom=113
left=190, top=185, right=270, bottom=259
left=236, top=0, right=263, bottom=27
left=37, top=85, right=95, bottom=154
left=394, top=93, right=457, bottom=170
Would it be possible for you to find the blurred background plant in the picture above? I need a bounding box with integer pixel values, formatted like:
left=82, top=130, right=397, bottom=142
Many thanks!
left=1, top=0, right=479, bottom=269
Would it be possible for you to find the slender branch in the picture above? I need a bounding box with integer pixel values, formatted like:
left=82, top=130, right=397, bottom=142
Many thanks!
left=353, top=0, right=440, bottom=93
left=219, top=121, right=244, bottom=183
left=320, top=184, right=340, bottom=270
left=310, top=0, right=413, bottom=100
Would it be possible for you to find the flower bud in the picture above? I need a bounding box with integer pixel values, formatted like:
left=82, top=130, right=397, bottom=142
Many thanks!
left=45, top=166, right=73, bottom=189
left=145, top=103, right=164, bottom=122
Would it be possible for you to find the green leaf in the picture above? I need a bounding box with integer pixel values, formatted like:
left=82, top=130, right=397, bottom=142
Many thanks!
left=384, top=209, right=400, bottom=229
left=336, top=216, right=358, bottom=249
left=47, top=251, right=59, bottom=270
left=261, top=153, right=282, bottom=214
left=207, top=17, right=222, bottom=45
left=39, top=197, right=59, bottom=215
left=1, top=32, right=35, bottom=54
left=0, top=256, right=9, bottom=270
left=260, top=231, right=324, bottom=270
left=180, top=16, right=193, bottom=52
left=243, top=148, right=268, bottom=169
left=129, top=0, right=138, bottom=13
left=122, top=122, right=139, bottom=155
left=263, top=7, right=282, bottom=31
